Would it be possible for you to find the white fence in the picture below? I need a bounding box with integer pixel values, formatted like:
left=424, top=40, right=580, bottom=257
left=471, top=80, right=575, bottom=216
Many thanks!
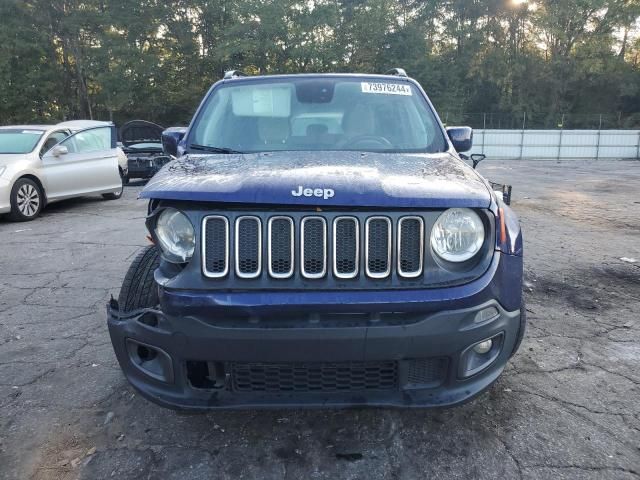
left=468, top=129, right=640, bottom=159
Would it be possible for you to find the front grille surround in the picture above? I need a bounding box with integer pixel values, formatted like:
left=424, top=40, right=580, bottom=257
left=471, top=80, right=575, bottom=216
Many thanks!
left=197, top=209, right=495, bottom=289
left=201, top=215, right=229, bottom=278
left=365, top=216, right=392, bottom=279
left=300, top=216, right=327, bottom=279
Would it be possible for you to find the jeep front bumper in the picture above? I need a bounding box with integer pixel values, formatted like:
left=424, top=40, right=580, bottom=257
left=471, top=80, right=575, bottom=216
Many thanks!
left=107, top=253, right=523, bottom=410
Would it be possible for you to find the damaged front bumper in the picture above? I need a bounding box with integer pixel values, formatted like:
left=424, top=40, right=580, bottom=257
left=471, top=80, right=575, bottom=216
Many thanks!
left=107, top=295, right=522, bottom=410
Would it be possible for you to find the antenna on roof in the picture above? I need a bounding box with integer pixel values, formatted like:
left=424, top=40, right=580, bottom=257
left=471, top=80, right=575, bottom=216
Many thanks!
left=384, top=68, right=408, bottom=77
left=223, top=70, right=249, bottom=80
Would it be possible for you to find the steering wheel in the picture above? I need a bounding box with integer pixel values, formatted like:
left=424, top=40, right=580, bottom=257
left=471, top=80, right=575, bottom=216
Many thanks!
left=341, top=135, right=393, bottom=149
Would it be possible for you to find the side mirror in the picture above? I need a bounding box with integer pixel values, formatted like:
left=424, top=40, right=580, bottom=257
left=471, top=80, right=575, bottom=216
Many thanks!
left=51, top=145, right=69, bottom=157
left=446, top=126, right=473, bottom=153
left=471, top=153, right=486, bottom=169
left=161, top=127, right=187, bottom=157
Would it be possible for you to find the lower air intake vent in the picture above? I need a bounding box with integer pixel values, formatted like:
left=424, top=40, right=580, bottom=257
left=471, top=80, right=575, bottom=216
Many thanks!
left=231, top=361, right=398, bottom=392
left=405, top=357, right=448, bottom=388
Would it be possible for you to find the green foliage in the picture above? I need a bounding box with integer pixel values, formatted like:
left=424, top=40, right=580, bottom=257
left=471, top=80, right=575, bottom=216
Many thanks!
left=0, top=0, right=638, bottom=128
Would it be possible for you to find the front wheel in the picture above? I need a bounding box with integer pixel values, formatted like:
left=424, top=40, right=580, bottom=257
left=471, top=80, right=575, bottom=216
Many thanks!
left=117, top=246, right=160, bottom=312
left=9, top=178, right=43, bottom=221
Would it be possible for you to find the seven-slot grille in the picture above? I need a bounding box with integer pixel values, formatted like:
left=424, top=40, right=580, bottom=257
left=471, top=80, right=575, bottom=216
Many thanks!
left=203, top=214, right=428, bottom=280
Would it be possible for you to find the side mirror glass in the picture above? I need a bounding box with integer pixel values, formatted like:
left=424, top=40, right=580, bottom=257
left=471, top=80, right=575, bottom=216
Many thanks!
left=470, top=153, right=486, bottom=169
left=52, top=145, right=69, bottom=157
left=161, top=127, right=187, bottom=157
left=446, top=126, right=473, bottom=153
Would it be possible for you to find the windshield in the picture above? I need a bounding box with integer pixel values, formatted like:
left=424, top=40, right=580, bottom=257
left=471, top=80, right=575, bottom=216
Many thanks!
left=189, top=78, right=447, bottom=154
left=0, top=129, right=44, bottom=154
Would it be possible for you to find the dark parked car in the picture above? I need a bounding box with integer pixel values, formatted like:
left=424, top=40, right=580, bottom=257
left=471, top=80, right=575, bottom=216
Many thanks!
left=108, top=69, right=525, bottom=410
left=119, top=120, right=172, bottom=181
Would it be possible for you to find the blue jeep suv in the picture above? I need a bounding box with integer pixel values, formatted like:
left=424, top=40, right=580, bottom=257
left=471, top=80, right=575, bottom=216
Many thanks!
left=107, top=70, right=524, bottom=410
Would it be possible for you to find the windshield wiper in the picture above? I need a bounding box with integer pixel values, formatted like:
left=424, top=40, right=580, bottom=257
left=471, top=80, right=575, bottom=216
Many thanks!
left=190, top=144, right=245, bottom=154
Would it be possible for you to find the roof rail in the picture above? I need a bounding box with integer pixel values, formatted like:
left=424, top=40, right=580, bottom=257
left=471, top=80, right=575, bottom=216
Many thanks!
left=223, top=70, right=249, bottom=80
left=384, top=68, right=408, bottom=77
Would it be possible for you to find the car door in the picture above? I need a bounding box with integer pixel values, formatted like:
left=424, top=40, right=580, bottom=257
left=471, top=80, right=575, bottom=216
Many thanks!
left=41, top=126, right=121, bottom=201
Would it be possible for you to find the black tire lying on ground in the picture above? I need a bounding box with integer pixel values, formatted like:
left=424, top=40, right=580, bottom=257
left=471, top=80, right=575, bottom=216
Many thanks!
left=118, top=245, right=160, bottom=312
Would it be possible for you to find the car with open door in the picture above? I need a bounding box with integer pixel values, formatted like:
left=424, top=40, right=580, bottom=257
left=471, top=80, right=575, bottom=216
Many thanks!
left=119, top=120, right=172, bottom=182
left=0, top=122, right=124, bottom=221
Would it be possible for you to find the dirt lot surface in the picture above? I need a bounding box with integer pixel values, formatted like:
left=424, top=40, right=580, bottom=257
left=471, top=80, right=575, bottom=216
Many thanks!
left=1, top=160, right=639, bottom=479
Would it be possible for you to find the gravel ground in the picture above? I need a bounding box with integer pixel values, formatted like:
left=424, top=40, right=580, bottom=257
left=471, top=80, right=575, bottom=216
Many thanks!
left=0, top=160, right=639, bottom=480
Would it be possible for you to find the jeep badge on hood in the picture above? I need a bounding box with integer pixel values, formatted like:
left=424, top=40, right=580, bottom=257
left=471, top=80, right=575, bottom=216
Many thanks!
left=291, top=185, right=335, bottom=200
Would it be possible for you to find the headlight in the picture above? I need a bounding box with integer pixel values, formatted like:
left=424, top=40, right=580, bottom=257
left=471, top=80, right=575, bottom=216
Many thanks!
left=430, top=208, right=485, bottom=262
left=155, top=208, right=195, bottom=263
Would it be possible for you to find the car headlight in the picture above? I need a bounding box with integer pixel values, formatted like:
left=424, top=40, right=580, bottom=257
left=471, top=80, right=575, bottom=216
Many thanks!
left=155, top=208, right=195, bottom=263
left=430, top=208, right=485, bottom=262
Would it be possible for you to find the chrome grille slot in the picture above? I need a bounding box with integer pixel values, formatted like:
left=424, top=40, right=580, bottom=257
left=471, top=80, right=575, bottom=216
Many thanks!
left=333, top=217, right=359, bottom=278
left=398, top=216, right=424, bottom=278
left=202, top=216, right=229, bottom=278
left=365, top=217, right=392, bottom=278
left=301, top=217, right=326, bottom=278
left=268, top=216, right=294, bottom=278
left=235, top=216, right=261, bottom=278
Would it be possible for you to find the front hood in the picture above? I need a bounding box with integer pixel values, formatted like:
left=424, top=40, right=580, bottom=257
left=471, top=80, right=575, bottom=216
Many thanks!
left=119, top=120, right=164, bottom=147
left=0, top=153, right=28, bottom=167
left=140, top=151, right=491, bottom=208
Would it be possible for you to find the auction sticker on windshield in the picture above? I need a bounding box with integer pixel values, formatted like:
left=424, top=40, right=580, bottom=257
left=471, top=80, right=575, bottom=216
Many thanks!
left=361, top=82, right=412, bottom=95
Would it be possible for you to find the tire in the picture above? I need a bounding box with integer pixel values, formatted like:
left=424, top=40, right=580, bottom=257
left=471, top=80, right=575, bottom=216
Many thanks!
left=103, top=173, right=124, bottom=200
left=510, top=298, right=527, bottom=357
left=8, top=178, right=44, bottom=221
left=118, top=246, right=160, bottom=312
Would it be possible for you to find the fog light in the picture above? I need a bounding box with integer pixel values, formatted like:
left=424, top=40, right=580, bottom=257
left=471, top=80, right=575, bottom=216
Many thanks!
left=473, top=339, right=493, bottom=354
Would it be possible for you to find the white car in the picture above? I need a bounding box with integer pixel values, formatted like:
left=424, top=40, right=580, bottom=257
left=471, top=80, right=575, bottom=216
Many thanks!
left=0, top=121, right=127, bottom=221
